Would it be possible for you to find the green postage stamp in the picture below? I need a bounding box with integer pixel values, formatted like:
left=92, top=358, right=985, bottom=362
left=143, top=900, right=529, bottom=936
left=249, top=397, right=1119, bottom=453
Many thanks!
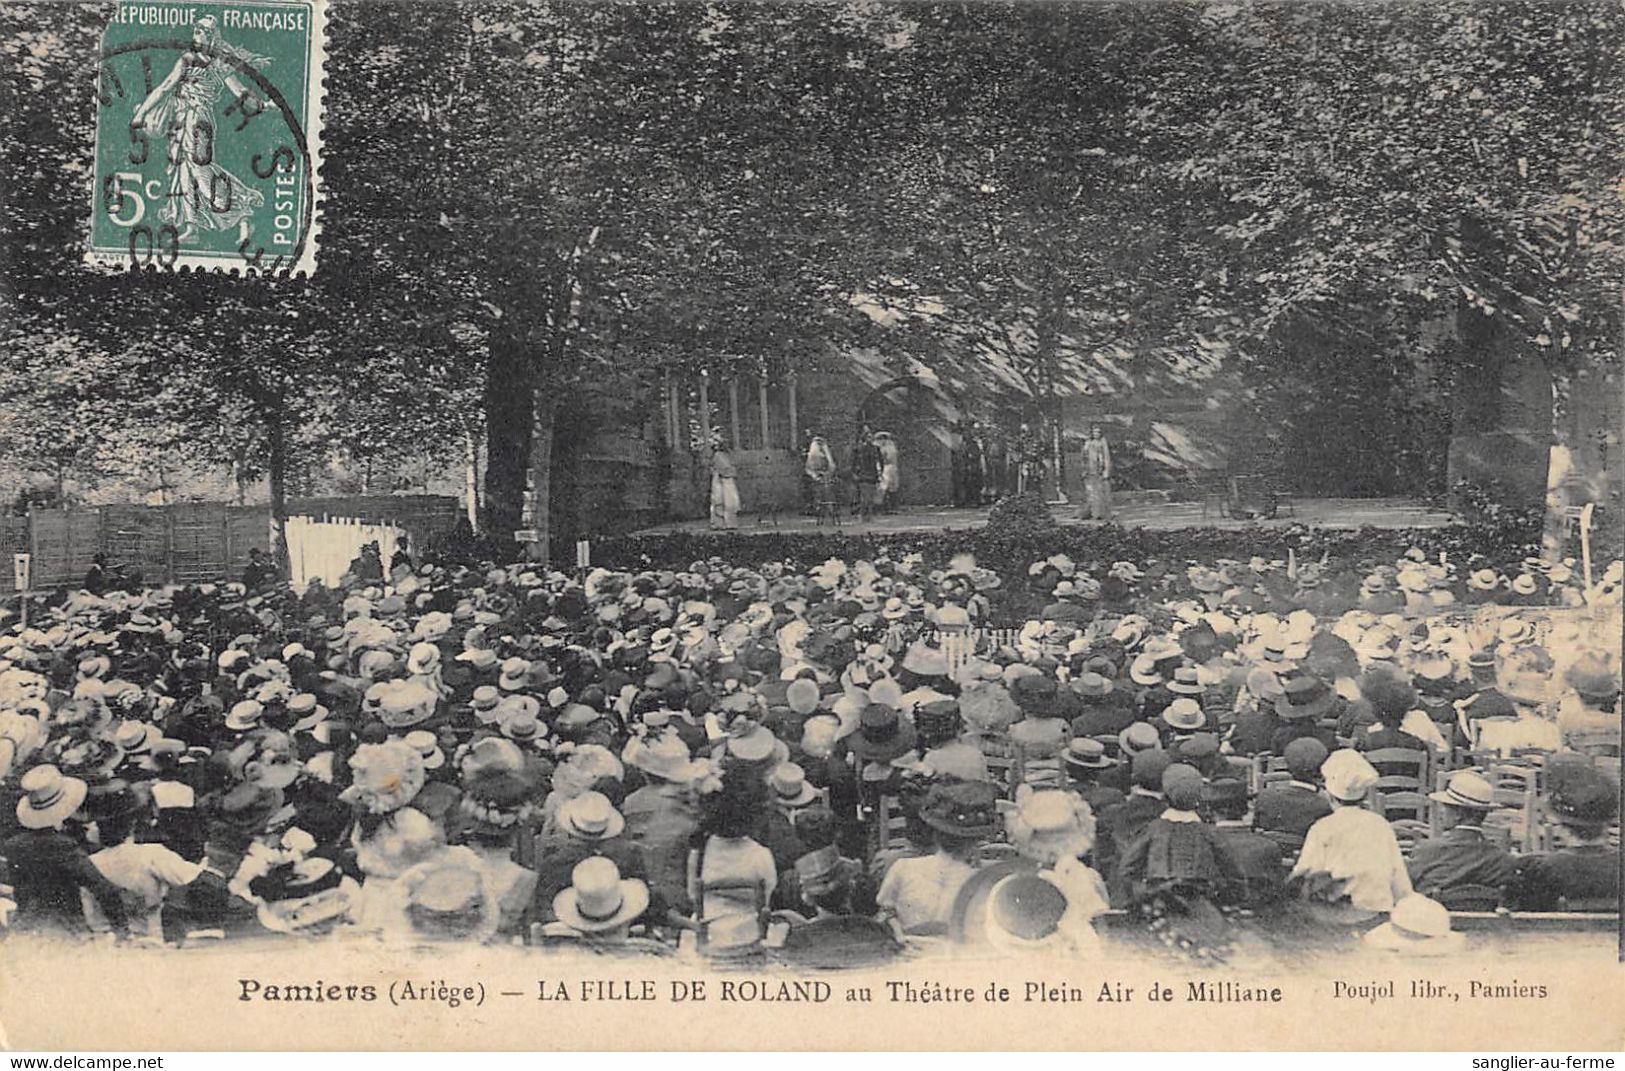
left=86, top=0, right=327, bottom=274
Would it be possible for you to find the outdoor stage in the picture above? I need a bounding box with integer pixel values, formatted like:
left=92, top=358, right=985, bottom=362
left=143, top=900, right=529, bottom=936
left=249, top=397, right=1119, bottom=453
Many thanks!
left=632, top=495, right=1457, bottom=538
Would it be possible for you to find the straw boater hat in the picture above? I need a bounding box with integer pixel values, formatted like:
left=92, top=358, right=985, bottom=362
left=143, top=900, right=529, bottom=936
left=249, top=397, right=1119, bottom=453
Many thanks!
left=1428, top=770, right=1499, bottom=812
left=1161, top=697, right=1206, bottom=732
left=767, top=762, right=820, bottom=809
left=556, top=791, right=625, bottom=841
left=1117, top=721, right=1161, bottom=757
left=1166, top=665, right=1205, bottom=696
left=226, top=699, right=265, bottom=732
left=1063, top=737, right=1114, bottom=771
left=288, top=693, right=330, bottom=732
left=15, top=764, right=88, bottom=829
left=402, top=729, right=445, bottom=770
left=553, top=857, right=650, bottom=934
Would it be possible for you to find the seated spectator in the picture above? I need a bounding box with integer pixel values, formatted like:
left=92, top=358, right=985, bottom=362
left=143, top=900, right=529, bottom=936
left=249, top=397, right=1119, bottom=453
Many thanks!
left=1407, top=771, right=1516, bottom=902
left=1512, top=767, right=1620, bottom=911
left=1289, top=750, right=1412, bottom=918
left=1253, top=737, right=1333, bottom=849
left=876, top=780, right=995, bottom=935
left=547, top=857, right=650, bottom=943
left=1203, top=777, right=1285, bottom=910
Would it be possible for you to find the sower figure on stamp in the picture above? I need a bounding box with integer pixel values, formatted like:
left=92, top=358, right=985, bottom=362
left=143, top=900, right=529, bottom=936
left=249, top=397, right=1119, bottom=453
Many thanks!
left=130, top=16, right=267, bottom=244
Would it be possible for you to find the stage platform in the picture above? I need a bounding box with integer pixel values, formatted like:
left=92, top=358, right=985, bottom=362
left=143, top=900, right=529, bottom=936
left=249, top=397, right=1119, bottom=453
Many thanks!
left=631, top=496, right=1457, bottom=538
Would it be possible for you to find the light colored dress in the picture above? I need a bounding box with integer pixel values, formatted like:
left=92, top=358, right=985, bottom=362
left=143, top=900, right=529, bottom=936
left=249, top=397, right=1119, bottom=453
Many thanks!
left=1083, top=437, right=1112, bottom=519
left=877, top=436, right=900, bottom=497
left=690, top=835, right=776, bottom=947
left=876, top=851, right=975, bottom=933
left=709, top=451, right=741, bottom=529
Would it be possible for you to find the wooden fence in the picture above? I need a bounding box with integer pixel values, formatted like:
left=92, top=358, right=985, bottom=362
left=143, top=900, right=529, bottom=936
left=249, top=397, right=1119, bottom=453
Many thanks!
left=0, top=495, right=461, bottom=593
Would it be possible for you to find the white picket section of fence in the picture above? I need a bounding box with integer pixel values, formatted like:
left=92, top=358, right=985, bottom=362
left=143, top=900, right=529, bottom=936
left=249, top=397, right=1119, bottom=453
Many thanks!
left=286, top=516, right=401, bottom=590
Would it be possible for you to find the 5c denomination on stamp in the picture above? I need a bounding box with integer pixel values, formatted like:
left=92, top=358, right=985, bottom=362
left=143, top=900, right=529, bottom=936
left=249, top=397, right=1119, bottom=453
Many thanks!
left=86, top=0, right=326, bottom=274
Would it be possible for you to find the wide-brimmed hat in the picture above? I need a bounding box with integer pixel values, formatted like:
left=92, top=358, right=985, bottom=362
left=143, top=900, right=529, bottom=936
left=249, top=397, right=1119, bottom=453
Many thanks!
left=987, top=872, right=1067, bottom=943
left=455, top=648, right=499, bottom=670
left=1546, top=768, right=1618, bottom=830
left=1062, top=737, right=1113, bottom=770
left=556, top=791, right=625, bottom=840
left=1166, top=665, right=1205, bottom=696
left=1161, top=697, right=1206, bottom=732
left=15, top=764, right=88, bottom=829
left=1117, top=721, right=1161, bottom=757
left=1071, top=672, right=1114, bottom=699
left=624, top=731, right=707, bottom=783
left=767, top=762, right=820, bottom=808
left=919, top=780, right=1001, bottom=838
left=402, top=729, right=445, bottom=770
left=553, top=856, right=650, bottom=933
left=1274, top=675, right=1335, bottom=720
left=1365, top=894, right=1465, bottom=955
left=846, top=704, right=916, bottom=763
left=400, top=858, right=498, bottom=943
left=1007, top=789, right=1095, bottom=862
left=225, top=699, right=266, bottom=732
left=288, top=693, right=330, bottom=732
left=1428, top=770, right=1499, bottom=811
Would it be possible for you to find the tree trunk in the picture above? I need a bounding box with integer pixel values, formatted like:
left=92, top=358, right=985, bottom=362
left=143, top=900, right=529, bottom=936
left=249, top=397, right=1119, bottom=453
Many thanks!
left=1539, top=367, right=1575, bottom=563
left=268, top=403, right=290, bottom=579
left=482, top=326, right=535, bottom=541
left=525, top=390, right=557, bottom=564
left=463, top=424, right=481, bottom=533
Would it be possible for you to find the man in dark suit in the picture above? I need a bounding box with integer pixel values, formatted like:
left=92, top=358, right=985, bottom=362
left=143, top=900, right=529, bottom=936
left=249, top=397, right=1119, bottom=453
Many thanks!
left=1203, top=778, right=1285, bottom=909
left=1269, top=675, right=1340, bottom=755
left=1061, top=738, right=1126, bottom=816
left=1512, top=768, right=1620, bottom=911
left=1252, top=737, right=1332, bottom=849
left=1408, top=771, right=1517, bottom=901
left=1094, top=748, right=1172, bottom=906
left=1069, top=673, right=1137, bottom=738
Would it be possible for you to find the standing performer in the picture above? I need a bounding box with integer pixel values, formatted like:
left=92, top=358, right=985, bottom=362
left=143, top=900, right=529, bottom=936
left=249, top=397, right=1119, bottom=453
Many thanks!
left=875, top=431, right=900, bottom=512
left=1083, top=424, right=1113, bottom=520
left=709, top=447, right=740, bottom=530
left=850, top=426, right=882, bottom=521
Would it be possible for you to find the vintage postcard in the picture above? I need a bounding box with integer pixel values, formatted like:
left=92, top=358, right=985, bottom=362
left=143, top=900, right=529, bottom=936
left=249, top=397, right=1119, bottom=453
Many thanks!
left=0, top=0, right=1620, bottom=1054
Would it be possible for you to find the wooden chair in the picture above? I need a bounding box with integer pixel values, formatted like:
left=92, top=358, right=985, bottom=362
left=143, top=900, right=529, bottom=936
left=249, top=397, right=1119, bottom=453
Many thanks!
left=1373, top=790, right=1430, bottom=823
left=694, top=879, right=770, bottom=956
left=1485, top=764, right=1541, bottom=852
left=872, top=795, right=911, bottom=856
left=1364, top=748, right=1429, bottom=793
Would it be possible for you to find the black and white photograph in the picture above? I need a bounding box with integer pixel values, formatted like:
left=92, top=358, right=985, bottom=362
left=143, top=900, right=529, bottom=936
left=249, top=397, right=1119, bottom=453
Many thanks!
left=0, top=0, right=1621, bottom=1053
